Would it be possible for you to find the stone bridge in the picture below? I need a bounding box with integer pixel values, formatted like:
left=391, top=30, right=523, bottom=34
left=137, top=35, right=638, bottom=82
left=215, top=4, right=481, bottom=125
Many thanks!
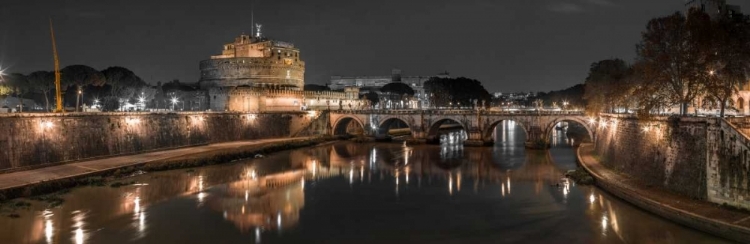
left=328, top=109, right=593, bottom=147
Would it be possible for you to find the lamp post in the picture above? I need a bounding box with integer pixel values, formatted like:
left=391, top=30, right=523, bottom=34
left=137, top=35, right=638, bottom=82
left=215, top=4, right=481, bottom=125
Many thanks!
left=139, top=97, right=146, bottom=111
left=77, top=89, right=82, bottom=112
left=171, top=98, right=178, bottom=111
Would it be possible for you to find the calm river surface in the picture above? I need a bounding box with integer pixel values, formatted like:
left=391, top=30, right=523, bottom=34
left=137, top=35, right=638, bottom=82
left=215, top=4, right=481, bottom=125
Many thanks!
left=0, top=121, right=732, bottom=243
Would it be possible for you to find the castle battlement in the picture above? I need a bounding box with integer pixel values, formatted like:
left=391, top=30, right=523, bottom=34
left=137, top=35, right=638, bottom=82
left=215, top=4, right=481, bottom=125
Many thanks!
left=203, top=32, right=364, bottom=112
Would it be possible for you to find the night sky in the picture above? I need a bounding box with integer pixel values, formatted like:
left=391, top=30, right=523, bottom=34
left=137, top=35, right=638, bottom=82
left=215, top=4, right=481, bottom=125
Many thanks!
left=2, top=0, right=749, bottom=92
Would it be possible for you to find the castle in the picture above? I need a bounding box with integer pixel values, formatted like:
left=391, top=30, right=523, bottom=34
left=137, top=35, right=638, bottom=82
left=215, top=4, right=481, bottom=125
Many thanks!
left=200, top=29, right=364, bottom=112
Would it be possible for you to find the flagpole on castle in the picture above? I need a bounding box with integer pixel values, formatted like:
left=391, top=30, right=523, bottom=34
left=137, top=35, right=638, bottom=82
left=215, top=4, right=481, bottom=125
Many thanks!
left=251, top=0, right=255, bottom=39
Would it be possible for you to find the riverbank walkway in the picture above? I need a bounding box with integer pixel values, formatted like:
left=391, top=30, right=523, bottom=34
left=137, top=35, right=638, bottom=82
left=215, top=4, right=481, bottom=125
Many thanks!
left=0, top=137, right=312, bottom=192
left=577, top=143, right=750, bottom=242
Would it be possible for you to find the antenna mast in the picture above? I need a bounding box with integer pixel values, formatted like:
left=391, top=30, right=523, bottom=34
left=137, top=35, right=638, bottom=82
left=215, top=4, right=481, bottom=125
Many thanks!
left=251, top=0, right=255, bottom=39
left=49, top=18, right=63, bottom=113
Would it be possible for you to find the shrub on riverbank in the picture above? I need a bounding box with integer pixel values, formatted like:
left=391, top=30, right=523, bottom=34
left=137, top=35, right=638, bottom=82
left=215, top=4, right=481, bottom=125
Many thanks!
left=566, top=168, right=594, bottom=185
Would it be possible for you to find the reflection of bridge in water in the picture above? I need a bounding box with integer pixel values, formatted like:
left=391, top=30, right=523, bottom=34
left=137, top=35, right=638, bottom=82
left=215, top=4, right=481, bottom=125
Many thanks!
left=328, top=110, right=594, bottom=148
left=301, top=138, right=575, bottom=197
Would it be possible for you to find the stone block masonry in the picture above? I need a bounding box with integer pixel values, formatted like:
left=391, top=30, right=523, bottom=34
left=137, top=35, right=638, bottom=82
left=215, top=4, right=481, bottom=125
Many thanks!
left=0, top=112, right=306, bottom=171
left=595, top=114, right=750, bottom=209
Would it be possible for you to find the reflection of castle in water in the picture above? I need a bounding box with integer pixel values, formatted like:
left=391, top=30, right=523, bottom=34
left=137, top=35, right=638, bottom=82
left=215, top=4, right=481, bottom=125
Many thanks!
left=204, top=170, right=306, bottom=232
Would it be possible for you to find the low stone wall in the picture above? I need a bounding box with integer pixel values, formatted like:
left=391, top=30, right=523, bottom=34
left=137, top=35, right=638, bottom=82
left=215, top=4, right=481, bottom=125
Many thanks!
left=0, top=112, right=302, bottom=171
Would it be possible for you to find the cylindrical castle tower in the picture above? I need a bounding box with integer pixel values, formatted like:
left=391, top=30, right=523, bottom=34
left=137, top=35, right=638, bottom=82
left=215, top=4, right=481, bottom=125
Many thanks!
left=199, top=34, right=305, bottom=90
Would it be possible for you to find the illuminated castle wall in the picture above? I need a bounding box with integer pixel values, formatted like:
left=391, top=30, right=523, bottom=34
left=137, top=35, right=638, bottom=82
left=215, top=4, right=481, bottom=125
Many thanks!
left=200, top=34, right=304, bottom=89
left=203, top=32, right=364, bottom=112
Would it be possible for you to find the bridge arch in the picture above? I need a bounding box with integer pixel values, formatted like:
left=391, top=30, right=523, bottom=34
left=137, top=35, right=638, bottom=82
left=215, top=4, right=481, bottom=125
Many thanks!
left=333, top=116, right=366, bottom=136
left=378, top=117, right=411, bottom=130
left=426, top=118, right=467, bottom=143
left=482, top=119, right=529, bottom=145
left=544, top=117, right=594, bottom=146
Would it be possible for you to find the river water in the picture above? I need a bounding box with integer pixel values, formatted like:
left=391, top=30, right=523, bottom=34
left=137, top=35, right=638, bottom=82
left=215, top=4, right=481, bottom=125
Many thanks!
left=0, top=121, right=732, bottom=243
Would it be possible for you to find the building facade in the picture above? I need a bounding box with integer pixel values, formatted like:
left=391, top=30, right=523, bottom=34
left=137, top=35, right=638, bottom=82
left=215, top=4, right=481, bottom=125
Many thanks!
left=202, top=33, right=363, bottom=112
left=686, top=0, right=742, bottom=19
left=329, top=69, right=449, bottom=109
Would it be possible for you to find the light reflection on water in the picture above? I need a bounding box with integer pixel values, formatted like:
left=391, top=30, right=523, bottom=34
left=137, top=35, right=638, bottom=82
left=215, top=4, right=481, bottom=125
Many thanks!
left=0, top=123, right=732, bottom=243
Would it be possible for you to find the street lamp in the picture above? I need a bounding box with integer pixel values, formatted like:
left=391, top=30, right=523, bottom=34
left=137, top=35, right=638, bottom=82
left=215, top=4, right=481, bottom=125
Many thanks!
left=77, top=89, right=83, bottom=112
left=171, top=97, right=178, bottom=111
left=138, top=96, right=146, bottom=111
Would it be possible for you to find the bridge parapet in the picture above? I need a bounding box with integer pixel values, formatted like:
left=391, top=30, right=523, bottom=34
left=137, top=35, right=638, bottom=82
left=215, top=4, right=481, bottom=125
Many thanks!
left=329, top=109, right=583, bottom=116
left=328, top=109, right=592, bottom=148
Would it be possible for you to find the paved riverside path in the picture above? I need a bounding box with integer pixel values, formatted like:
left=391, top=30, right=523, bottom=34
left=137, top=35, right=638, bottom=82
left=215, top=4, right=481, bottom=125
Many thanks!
left=578, top=143, right=750, bottom=242
left=0, top=137, right=312, bottom=192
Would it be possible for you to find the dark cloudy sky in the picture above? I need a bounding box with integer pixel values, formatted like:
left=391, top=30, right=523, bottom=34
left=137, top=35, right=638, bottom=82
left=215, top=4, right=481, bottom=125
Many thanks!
left=1, top=0, right=749, bottom=92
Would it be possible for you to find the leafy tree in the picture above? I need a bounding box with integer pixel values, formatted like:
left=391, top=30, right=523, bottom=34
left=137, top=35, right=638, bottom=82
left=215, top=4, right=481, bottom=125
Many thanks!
left=535, top=84, right=585, bottom=110
left=636, top=9, right=713, bottom=115
left=380, top=82, right=415, bottom=96
left=630, top=62, right=672, bottom=117
left=704, top=14, right=750, bottom=117
left=138, top=86, right=158, bottom=109
left=4, top=73, right=32, bottom=112
left=361, top=91, right=379, bottom=106
left=27, top=71, right=55, bottom=111
left=101, top=66, right=147, bottom=111
left=424, top=77, right=491, bottom=108
left=158, top=79, right=200, bottom=111
left=583, top=59, right=632, bottom=114
left=61, top=65, right=105, bottom=111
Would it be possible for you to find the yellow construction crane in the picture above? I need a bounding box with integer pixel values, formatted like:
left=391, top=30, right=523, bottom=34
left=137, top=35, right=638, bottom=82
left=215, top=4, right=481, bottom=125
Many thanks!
left=49, top=18, right=63, bottom=113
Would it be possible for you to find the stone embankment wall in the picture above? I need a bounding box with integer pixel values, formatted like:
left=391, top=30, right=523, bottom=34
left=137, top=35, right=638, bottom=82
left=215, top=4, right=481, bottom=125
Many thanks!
left=594, top=115, right=709, bottom=199
left=595, top=115, right=750, bottom=209
left=0, top=112, right=312, bottom=171
left=714, top=117, right=750, bottom=208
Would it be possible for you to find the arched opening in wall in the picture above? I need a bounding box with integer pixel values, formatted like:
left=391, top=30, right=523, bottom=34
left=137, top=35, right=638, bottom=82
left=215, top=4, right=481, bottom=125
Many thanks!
left=483, top=120, right=528, bottom=147
left=546, top=120, right=593, bottom=148
left=378, top=118, right=412, bottom=140
left=482, top=120, right=528, bottom=169
left=333, top=117, right=365, bottom=136
left=427, top=118, right=467, bottom=147
left=546, top=119, right=593, bottom=169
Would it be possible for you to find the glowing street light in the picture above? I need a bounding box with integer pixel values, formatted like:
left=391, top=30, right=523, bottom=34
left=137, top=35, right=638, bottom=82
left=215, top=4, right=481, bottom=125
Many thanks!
left=171, top=97, right=178, bottom=111
left=40, top=121, right=54, bottom=129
